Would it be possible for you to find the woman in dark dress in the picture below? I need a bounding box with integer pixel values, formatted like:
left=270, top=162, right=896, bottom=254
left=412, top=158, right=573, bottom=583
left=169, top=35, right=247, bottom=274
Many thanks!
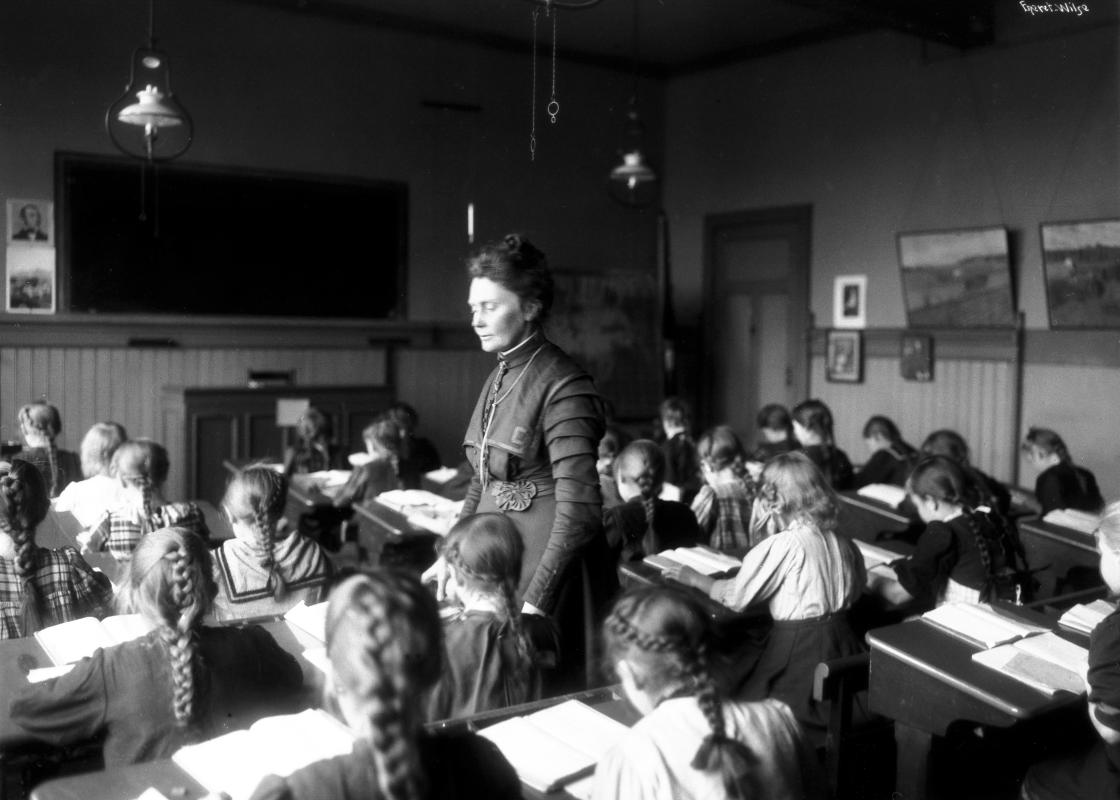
left=423, top=234, right=612, bottom=690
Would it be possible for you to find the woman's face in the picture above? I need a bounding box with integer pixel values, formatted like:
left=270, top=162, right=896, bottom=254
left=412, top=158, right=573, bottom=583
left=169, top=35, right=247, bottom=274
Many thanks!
left=468, top=277, right=536, bottom=353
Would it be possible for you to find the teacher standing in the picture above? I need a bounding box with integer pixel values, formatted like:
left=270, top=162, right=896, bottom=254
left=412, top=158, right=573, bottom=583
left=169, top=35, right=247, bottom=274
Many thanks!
left=435, top=234, right=612, bottom=688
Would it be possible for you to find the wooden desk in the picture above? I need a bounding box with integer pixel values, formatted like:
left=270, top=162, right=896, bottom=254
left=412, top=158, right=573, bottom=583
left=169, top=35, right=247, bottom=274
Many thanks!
left=351, top=500, right=440, bottom=572
left=1017, top=516, right=1101, bottom=601
left=31, top=687, right=637, bottom=800
left=867, top=606, right=1085, bottom=800
left=838, top=492, right=922, bottom=546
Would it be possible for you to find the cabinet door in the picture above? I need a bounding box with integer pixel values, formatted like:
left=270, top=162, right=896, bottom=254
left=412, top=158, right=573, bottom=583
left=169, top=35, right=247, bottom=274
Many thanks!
left=245, top=411, right=284, bottom=463
left=193, top=413, right=238, bottom=505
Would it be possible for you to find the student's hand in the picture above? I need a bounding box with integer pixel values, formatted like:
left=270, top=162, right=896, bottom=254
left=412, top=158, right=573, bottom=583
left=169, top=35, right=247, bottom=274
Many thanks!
left=663, top=563, right=703, bottom=589
left=75, top=530, right=94, bottom=555
left=521, top=601, right=545, bottom=617
left=421, top=556, right=450, bottom=601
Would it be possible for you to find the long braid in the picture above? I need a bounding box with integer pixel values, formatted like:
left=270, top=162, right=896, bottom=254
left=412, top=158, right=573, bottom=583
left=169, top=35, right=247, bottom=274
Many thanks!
left=253, top=472, right=288, bottom=602
left=160, top=543, right=200, bottom=725
left=45, top=438, right=60, bottom=499
left=0, top=470, right=46, bottom=634
left=960, top=506, right=996, bottom=600
left=638, top=475, right=657, bottom=549
left=497, top=574, right=532, bottom=699
left=137, top=477, right=156, bottom=533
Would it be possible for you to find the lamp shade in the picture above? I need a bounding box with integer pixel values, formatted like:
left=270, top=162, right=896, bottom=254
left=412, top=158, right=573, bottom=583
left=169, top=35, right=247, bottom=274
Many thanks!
left=106, top=47, right=192, bottom=161
left=609, top=150, right=658, bottom=207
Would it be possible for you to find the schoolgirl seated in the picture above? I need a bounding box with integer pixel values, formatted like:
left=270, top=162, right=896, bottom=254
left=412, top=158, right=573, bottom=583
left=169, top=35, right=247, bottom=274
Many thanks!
left=691, top=426, right=755, bottom=552
left=211, top=465, right=333, bottom=622
left=666, top=452, right=866, bottom=730
left=658, top=396, right=703, bottom=504
left=596, top=425, right=632, bottom=511
left=749, top=403, right=799, bottom=469
left=249, top=570, right=522, bottom=800
left=592, top=585, right=824, bottom=800
left=0, top=460, right=113, bottom=639
left=868, top=455, right=1030, bottom=608
left=54, top=421, right=128, bottom=527
left=853, top=415, right=918, bottom=488
left=11, top=527, right=303, bottom=768
left=334, top=415, right=404, bottom=507
left=1021, top=426, right=1104, bottom=515
left=386, top=401, right=443, bottom=490
left=78, top=439, right=208, bottom=563
left=920, top=428, right=1012, bottom=517
left=1021, top=501, right=1120, bottom=800
left=14, top=401, right=81, bottom=499
left=283, top=406, right=337, bottom=478
left=427, top=513, right=553, bottom=720
left=605, top=439, right=701, bottom=563
left=791, top=399, right=854, bottom=491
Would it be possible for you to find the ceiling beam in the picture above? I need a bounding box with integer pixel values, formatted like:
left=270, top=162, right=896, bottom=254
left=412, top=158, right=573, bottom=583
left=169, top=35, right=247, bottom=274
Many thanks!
left=780, top=0, right=994, bottom=49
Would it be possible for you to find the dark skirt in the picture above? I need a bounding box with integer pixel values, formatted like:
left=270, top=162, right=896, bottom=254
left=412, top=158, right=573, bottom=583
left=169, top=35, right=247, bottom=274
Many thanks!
left=1022, top=742, right=1120, bottom=800
left=737, top=611, right=866, bottom=730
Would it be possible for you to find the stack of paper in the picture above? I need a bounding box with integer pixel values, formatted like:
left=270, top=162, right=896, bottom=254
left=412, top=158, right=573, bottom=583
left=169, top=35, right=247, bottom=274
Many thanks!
left=857, top=483, right=908, bottom=508
left=972, top=632, right=1089, bottom=696
left=1059, top=599, right=1116, bottom=635
left=423, top=466, right=460, bottom=484
left=1043, top=508, right=1099, bottom=535
left=479, top=700, right=629, bottom=796
left=173, top=709, right=357, bottom=800
left=377, top=489, right=462, bottom=535
left=643, top=546, right=741, bottom=577
left=922, top=603, right=1050, bottom=649
left=853, top=539, right=904, bottom=571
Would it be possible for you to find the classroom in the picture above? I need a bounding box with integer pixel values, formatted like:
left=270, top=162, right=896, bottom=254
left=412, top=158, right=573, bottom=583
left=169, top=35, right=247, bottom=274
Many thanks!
left=0, top=1, right=1117, bottom=799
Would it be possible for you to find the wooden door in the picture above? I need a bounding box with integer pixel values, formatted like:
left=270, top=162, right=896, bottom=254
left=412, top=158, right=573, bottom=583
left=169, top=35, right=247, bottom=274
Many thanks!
left=702, top=206, right=811, bottom=440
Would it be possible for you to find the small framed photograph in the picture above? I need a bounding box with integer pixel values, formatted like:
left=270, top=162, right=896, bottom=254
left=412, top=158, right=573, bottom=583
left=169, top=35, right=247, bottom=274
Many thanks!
left=6, top=245, right=57, bottom=313
left=901, top=334, right=933, bottom=382
left=7, top=199, right=52, bottom=245
left=826, top=329, right=862, bottom=383
left=833, top=275, right=867, bottom=329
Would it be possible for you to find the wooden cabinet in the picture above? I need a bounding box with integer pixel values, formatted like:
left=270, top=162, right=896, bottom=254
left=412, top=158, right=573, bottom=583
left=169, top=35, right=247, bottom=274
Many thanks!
left=170, top=385, right=392, bottom=504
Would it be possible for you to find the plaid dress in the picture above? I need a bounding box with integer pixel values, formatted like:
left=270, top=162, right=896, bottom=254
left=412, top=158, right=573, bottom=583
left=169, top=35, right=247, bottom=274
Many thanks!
left=0, top=546, right=114, bottom=639
left=87, top=502, right=209, bottom=563
left=691, top=475, right=756, bottom=552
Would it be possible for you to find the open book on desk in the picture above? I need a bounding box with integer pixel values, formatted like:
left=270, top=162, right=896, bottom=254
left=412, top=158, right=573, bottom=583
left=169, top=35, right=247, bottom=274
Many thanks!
left=32, top=614, right=156, bottom=675
left=173, top=708, right=357, bottom=800
left=922, top=603, right=1049, bottom=650
left=375, top=489, right=462, bottom=535
left=1042, top=508, right=1099, bottom=535
left=282, top=599, right=329, bottom=673
left=479, top=699, right=629, bottom=795
left=857, top=483, right=908, bottom=508
left=973, top=632, right=1089, bottom=697
left=644, top=546, right=741, bottom=577
left=853, top=539, right=905, bottom=571
left=1059, top=599, right=1116, bottom=636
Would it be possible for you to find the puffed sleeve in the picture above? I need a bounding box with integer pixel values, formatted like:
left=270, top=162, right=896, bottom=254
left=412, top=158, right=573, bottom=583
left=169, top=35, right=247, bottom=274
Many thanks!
left=10, top=651, right=109, bottom=745
left=523, top=375, right=605, bottom=614
left=892, top=520, right=955, bottom=606
left=690, top=485, right=717, bottom=537
left=86, top=509, right=112, bottom=552
left=709, top=532, right=797, bottom=611
left=61, top=546, right=114, bottom=620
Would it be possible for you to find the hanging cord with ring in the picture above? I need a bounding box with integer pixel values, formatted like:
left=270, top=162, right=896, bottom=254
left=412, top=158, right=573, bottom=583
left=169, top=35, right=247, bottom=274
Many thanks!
left=548, top=3, right=559, bottom=124
left=529, top=7, right=539, bottom=160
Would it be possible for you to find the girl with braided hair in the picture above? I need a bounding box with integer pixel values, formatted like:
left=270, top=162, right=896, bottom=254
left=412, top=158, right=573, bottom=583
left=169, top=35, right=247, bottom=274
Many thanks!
left=15, top=400, right=81, bottom=499
left=1021, top=426, right=1104, bottom=515
left=921, top=428, right=1012, bottom=517
left=334, top=415, right=405, bottom=507
left=427, top=512, right=554, bottom=720
left=592, top=585, right=822, bottom=800
left=880, top=455, right=1030, bottom=607
left=791, top=398, right=854, bottom=491
left=691, top=426, right=756, bottom=551
left=11, top=527, right=302, bottom=767
left=854, top=414, right=918, bottom=488
left=250, top=570, right=521, bottom=800
left=0, top=459, right=113, bottom=638
left=666, top=452, right=866, bottom=730
left=54, top=421, right=128, bottom=527
left=78, top=439, right=208, bottom=563
left=212, top=465, right=333, bottom=622
left=604, top=439, right=700, bottom=563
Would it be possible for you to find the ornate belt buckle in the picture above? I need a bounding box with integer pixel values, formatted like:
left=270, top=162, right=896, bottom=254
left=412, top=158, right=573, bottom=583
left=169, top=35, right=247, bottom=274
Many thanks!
left=492, top=479, right=537, bottom=512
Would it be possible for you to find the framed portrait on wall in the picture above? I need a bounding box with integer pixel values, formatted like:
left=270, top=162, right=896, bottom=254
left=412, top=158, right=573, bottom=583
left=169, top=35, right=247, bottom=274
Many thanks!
left=826, top=330, right=862, bottom=383
left=900, top=334, right=933, bottom=381
left=833, top=275, right=867, bottom=329
left=6, top=199, right=52, bottom=245
left=1040, top=218, right=1120, bottom=329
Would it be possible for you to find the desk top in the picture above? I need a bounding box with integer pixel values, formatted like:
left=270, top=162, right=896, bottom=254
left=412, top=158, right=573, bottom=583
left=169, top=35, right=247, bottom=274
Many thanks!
left=1017, top=516, right=1097, bottom=552
left=838, top=491, right=921, bottom=547
left=867, top=605, right=1082, bottom=726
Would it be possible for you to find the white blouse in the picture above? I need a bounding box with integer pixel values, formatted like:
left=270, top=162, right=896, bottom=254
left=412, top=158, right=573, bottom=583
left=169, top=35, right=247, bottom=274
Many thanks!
left=708, top=520, right=864, bottom=620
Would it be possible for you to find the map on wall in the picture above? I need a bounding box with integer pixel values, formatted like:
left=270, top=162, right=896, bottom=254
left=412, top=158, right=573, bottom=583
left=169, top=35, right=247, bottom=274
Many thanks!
left=548, top=270, right=662, bottom=421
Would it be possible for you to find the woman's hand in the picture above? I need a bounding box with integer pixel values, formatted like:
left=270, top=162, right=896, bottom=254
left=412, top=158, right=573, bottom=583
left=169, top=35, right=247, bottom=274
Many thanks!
left=421, top=556, right=450, bottom=602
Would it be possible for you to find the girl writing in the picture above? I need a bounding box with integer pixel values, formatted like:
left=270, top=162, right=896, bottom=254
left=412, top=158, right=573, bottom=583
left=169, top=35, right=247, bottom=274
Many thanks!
left=11, top=527, right=303, bottom=767
left=791, top=399, right=854, bottom=491
left=592, top=585, right=823, bottom=800
left=690, top=427, right=756, bottom=552
left=854, top=415, right=917, bottom=488
left=334, top=415, right=404, bottom=507
left=658, top=396, right=702, bottom=504
left=427, top=513, right=550, bottom=720
left=1021, top=427, right=1103, bottom=515
left=79, top=439, right=208, bottom=563
left=1021, top=500, right=1120, bottom=800
left=0, top=460, right=113, bottom=638
left=874, top=455, right=1030, bottom=607
left=667, top=452, right=866, bottom=730
left=16, top=401, right=81, bottom=499
left=249, top=570, right=522, bottom=800
left=212, top=465, right=333, bottom=622
left=605, top=439, right=701, bottom=562
left=54, top=421, right=128, bottom=527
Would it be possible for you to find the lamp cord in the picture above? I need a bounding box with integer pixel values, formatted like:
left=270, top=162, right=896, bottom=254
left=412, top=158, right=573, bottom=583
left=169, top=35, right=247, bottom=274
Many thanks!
left=148, top=0, right=156, bottom=47
left=529, top=8, right=538, bottom=160
left=548, top=8, right=559, bottom=123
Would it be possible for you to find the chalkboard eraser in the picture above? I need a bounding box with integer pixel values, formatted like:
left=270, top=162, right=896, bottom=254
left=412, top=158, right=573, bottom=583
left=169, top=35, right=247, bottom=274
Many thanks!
left=127, top=337, right=180, bottom=348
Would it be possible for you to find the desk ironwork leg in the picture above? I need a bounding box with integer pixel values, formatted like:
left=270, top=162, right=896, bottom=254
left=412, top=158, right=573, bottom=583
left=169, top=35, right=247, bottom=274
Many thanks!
left=894, top=723, right=932, bottom=800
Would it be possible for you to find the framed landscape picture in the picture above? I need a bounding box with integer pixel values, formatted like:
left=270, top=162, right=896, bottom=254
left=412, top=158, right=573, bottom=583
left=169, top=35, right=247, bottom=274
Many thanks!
left=897, top=227, right=1015, bottom=327
left=1040, top=219, right=1120, bottom=329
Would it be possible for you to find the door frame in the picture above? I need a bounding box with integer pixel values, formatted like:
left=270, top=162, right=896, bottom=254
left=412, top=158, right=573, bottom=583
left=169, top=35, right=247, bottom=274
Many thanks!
left=700, top=205, right=812, bottom=431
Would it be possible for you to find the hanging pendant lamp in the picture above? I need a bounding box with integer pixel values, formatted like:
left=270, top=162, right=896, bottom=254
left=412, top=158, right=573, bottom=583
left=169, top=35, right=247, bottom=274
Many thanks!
left=608, top=0, right=658, bottom=208
left=106, top=0, right=192, bottom=162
